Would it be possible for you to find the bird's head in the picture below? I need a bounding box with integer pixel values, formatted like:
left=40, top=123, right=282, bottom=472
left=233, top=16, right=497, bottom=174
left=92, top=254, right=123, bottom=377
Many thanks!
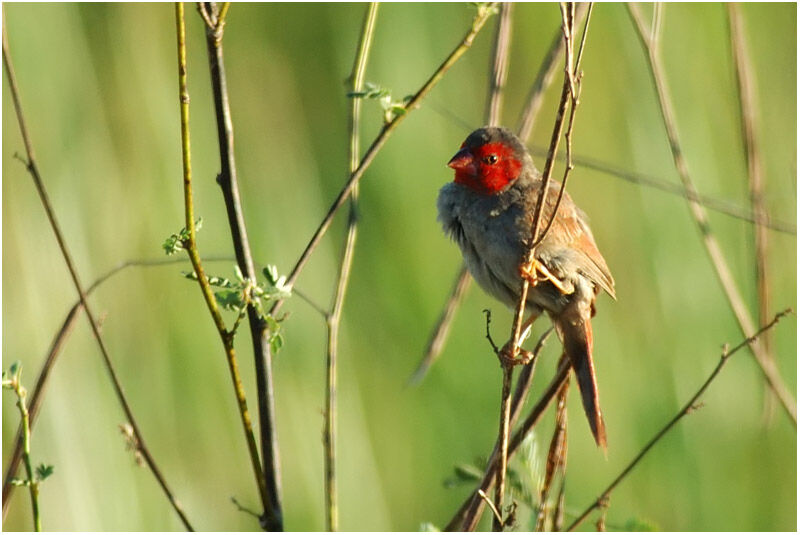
left=447, top=126, right=529, bottom=195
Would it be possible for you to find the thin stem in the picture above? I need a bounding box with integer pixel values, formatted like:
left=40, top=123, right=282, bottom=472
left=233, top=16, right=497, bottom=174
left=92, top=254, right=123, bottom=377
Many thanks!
left=412, top=2, right=587, bottom=386
left=535, top=4, right=592, bottom=247
left=726, top=3, right=774, bottom=421
left=527, top=148, right=796, bottom=235
left=565, top=308, right=793, bottom=531
left=448, top=358, right=571, bottom=531
left=626, top=3, right=796, bottom=425
left=1, top=256, right=221, bottom=518
left=268, top=3, right=497, bottom=319
left=536, top=376, right=569, bottom=531
left=324, top=4, right=378, bottom=531
left=486, top=2, right=513, bottom=126
left=6, top=370, right=40, bottom=531
left=410, top=265, right=471, bottom=385
left=492, top=366, right=513, bottom=531
left=492, top=8, right=578, bottom=528
left=175, top=3, right=269, bottom=525
left=3, top=9, right=193, bottom=531
left=411, top=1, right=513, bottom=385
left=200, top=2, right=282, bottom=528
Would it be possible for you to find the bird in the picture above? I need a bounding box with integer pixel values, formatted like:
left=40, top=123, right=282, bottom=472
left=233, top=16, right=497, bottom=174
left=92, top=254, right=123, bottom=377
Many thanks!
left=437, top=126, right=615, bottom=448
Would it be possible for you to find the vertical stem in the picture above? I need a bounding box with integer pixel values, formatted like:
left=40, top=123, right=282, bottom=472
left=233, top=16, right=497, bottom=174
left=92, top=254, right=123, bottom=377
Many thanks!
left=492, top=367, right=513, bottom=531
left=324, top=4, right=379, bottom=530
left=726, top=3, right=774, bottom=421
left=175, top=3, right=269, bottom=524
left=14, top=381, right=40, bottom=531
left=199, top=2, right=282, bottom=527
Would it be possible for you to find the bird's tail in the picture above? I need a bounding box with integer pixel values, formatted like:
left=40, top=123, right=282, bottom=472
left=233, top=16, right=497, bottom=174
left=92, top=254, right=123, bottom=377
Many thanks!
left=555, top=310, right=607, bottom=449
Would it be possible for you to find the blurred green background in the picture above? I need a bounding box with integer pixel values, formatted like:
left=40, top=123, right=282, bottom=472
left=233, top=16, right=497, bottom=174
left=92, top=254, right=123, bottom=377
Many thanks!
left=2, top=2, right=796, bottom=531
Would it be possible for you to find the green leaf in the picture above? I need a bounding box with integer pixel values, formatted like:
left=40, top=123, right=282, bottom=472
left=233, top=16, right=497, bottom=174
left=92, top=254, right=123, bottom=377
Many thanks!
left=269, top=333, right=284, bottom=354
left=35, top=464, right=54, bottom=481
left=263, top=265, right=279, bottom=286
left=215, top=290, right=245, bottom=311
left=419, top=522, right=440, bottom=532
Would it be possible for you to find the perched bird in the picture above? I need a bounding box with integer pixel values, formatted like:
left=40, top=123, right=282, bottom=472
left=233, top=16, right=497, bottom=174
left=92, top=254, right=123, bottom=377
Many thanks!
left=437, top=126, right=615, bottom=447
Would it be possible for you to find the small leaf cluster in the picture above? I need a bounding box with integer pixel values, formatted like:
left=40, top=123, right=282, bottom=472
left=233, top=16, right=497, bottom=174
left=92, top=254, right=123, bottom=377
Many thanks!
left=184, top=264, right=291, bottom=353
left=163, top=218, right=203, bottom=255
left=3, top=362, right=55, bottom=486
left=347, top=82, right=412, bottom=124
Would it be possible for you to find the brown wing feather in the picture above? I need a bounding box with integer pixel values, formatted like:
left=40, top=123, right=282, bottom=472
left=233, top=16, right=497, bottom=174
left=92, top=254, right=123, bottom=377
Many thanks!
left=538, top=183, right=616, bottom=299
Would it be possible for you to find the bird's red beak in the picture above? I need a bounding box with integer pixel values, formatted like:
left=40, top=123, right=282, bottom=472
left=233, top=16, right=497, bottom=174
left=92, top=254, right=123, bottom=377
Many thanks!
left=448, top=148, right=477, bottom=176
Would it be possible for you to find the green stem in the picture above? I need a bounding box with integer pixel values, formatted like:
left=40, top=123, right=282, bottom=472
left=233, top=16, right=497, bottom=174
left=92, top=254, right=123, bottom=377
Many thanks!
left=175, top=2, right=269, bottom=516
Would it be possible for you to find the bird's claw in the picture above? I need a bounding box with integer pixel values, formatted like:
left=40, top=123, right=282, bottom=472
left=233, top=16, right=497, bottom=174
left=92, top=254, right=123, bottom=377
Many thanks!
left=498, top=341, right=534, bottom=368
left=520, top=258, right=572, bottom=295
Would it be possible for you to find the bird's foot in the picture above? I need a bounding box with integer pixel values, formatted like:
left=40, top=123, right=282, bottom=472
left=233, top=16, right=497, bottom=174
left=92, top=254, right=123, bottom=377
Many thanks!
left=520, top=258, right=572, bottom=295
left=498, top=341, right=534, bottom=368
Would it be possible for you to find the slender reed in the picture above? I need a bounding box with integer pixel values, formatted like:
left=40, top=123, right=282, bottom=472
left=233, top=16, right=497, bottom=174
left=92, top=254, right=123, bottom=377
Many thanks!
left=3, top=9, right=193, bottom=530
left=726, top=3, right=774, bottom=421
left=323, top=4, right=379, bottom=530
left=626, top=3, right=796, bottom=424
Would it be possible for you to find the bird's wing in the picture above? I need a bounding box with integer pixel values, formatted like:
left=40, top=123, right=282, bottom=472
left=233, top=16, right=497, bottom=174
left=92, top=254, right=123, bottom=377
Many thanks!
left=537, top=183, right=616, bottom=299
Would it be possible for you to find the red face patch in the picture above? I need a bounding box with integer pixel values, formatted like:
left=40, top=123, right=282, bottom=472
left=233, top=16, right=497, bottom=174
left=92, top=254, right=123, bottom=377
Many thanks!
left=453, top=141, right=522, bottom=195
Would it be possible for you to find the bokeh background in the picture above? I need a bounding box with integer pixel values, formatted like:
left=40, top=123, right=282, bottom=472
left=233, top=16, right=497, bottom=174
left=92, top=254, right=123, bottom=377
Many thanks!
left=2, top=2, right=796, bottom=531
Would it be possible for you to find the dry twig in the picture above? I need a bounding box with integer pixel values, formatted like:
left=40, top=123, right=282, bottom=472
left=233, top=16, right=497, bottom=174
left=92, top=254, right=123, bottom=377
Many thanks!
left=565, top=308, right=793, bottom=531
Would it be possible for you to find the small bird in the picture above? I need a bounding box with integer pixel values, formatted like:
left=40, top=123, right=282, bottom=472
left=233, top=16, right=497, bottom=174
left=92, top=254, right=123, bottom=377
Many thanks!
left=437, top=126, right=615, bottom=447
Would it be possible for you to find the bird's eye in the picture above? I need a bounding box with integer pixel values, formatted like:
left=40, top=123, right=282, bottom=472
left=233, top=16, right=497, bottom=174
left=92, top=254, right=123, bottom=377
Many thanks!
left=483, top=154, right=498, bottom=165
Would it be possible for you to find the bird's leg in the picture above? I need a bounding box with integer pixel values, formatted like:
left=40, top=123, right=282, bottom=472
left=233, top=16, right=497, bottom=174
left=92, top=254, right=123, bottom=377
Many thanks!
left=498, top=312, right=540, bottom=367
left=520, top=258, right=572, bottom=295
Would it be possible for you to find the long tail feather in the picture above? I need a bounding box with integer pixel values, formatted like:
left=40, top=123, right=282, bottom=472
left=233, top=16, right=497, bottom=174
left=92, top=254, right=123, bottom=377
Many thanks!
left=555, top=312, right=606, bottom=448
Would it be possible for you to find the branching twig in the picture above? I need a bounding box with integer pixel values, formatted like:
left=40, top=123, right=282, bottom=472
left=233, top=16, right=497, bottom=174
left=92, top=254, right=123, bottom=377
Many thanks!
left=2, top=9, right=194, bottom=531
left=448, top=358, right=571, bottom=531
left=726, top=3, right=774, bottom=422
left=565, top=308, right=793, bottom=531
left=626, top=3, right=796, bottom=425
left=267, top=3, right=497, bottom=320
left=199, top=2, right=282, bottom=528
left=323, top=4, right=378, bottom=531
left=412, top=2, right=579, bottom=386
left=175, top=3, right=267, bottom=527
left=3, top=365, right=41, bottom=531
left=492, top=4, right=582, bottom=530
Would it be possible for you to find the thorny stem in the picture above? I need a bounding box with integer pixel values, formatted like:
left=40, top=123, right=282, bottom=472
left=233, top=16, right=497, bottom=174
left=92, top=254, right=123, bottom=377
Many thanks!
left=199, top=2, right=282, bottom=528
left=3, top=8, right=194, bottom=531
left=726, top=3, right=774, bottom=421
left=324, top=3, right=379, bottom=531
left=565, top=309, right=793, bottom=531
left=175, top=2, right=269, bottom=523
left=267, top=3, right=497, bottom=320
left=626, top=3, right=796, bottom=425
